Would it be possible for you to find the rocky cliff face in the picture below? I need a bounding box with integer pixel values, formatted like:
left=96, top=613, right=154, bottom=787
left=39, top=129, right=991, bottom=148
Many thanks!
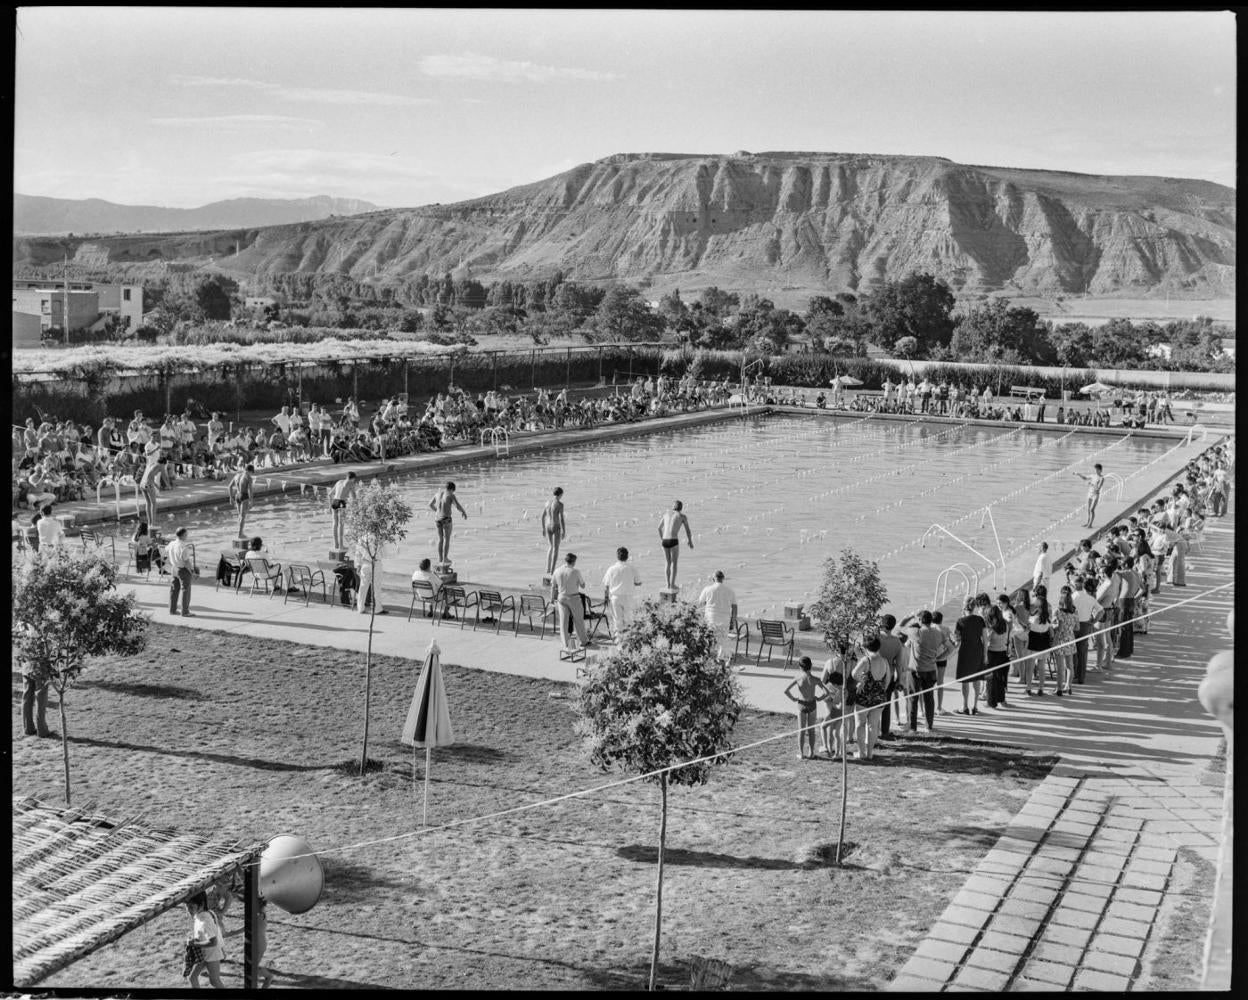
left=14, top=153, right=1235, bottom=298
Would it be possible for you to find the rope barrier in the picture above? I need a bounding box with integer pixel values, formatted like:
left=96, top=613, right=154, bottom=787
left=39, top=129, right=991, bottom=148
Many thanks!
left=231, top=578, right=1233, bottom=867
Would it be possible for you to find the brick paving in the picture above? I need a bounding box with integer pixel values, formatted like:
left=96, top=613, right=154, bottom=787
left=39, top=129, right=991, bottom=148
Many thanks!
left=888, top=497, right=1233, bottom=992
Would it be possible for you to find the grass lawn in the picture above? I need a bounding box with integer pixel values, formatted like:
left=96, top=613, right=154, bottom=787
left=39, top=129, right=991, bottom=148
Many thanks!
left=14, top=625, right=1057, bottom=991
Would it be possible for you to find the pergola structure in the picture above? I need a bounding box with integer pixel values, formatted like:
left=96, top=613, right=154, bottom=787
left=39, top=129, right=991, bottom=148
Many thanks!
left=12, top=796, right=267, bottom=987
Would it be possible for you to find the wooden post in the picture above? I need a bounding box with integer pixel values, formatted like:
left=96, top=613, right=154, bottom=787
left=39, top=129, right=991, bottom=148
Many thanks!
left=492, top=351, right=498, bottom=388
left=565, top=348, right=571, bottom=388
left=243, top=858, right=260, bottom=989
left=404, top=358, right=409, bottom=398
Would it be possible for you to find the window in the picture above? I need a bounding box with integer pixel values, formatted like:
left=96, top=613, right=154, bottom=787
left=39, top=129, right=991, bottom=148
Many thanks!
left=123, top=288, right=131, bottom=301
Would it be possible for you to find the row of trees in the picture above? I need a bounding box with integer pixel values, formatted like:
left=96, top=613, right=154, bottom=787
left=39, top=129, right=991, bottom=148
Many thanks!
left=115, top=268, right=1234, bottom=373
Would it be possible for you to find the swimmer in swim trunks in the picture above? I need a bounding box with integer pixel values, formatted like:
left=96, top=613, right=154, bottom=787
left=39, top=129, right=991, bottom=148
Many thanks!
left=540, top=486, right=567, bottom=576
left=784, top=656, right=829, bottom=759
left=329, top=471, right=358, bottom=550
left=429, top=480, right=467, bottom=565
left=228, top=463, right=256, bottom=538
left=658, top=500, right=693, bottom=589
left=1074, top=463, right=1105, bottom=528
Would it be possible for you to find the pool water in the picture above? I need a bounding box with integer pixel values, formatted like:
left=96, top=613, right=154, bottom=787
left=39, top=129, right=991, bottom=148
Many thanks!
left=95, top=413, right=1178, bottom=619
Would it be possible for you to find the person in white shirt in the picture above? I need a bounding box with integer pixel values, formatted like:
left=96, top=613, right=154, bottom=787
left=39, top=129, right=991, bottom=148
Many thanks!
left=354, top=534, right=390, bottom=615
left=274, top=405, right=294, bottom=437
left=35, top=505, right=65, bottom=550
left=601, top=546, right=643, bottom=637
left=1032, top=541, right=1053, bottom=591
left=411, top=557, right=443, bottom=597
left=165, top=526, right=198, bottom=616
left=551, top=552, right=590, bottom=652
left=207, top=412, right=224, bottom=448
left=697, top=570, right=738, bottom=664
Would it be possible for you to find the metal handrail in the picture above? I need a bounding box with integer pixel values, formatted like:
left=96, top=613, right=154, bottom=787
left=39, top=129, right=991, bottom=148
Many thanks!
left=920, top=523, right=1000, bottom=590
left=1102, top=472, right=1126, bottom=503
left=934, top=561, right=978, bottom=610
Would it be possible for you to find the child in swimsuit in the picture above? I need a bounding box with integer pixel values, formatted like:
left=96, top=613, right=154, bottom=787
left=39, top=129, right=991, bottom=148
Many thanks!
left=784, top=656, right=829, bottom=760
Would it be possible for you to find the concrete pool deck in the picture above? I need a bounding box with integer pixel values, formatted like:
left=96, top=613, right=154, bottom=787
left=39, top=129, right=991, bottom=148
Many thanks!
left=116, top=482, right=1234, bottom=995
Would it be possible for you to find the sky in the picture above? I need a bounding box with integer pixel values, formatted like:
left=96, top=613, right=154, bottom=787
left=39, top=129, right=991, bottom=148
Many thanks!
left=12, top=8, right=1237, bottom=209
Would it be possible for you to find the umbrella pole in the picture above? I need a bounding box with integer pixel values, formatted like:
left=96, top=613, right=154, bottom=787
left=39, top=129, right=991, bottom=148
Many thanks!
left=423, top=747, right=432, bottom=826
left=413, top=745, right=418, bottom=804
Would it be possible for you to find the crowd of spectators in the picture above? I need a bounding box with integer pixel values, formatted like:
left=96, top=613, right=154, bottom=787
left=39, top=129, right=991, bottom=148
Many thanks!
left=10, top=374, right=738, bottom=509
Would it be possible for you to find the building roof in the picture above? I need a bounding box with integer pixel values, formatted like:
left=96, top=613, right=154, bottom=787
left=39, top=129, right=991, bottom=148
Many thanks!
left=12, top=796, right=266, bottom=986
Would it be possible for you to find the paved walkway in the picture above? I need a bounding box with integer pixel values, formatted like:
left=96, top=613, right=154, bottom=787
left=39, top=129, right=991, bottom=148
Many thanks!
left=888, top=502, right=1234, bottom=992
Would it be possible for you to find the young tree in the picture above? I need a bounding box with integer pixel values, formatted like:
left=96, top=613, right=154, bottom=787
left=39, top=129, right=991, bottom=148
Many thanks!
left=806, top=548, right=888, bottom=865
left=12, top=549, right=149, bottom=805
left=345, top=483, right=414, bottom=776
left=577, top=599, right=743, bottom=990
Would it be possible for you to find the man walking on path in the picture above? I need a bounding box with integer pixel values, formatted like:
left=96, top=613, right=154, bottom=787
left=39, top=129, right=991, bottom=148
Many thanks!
left=602, top=546, right=643, bottom=637
left=658, top=500, right=694, bottom=590
left=166, top=526, right=198, bottom=617
left=697, top=570, right=738, bottom=665
left=429, top=481, right=468, bottom=566
left=21, top=660, right=51, bottom=738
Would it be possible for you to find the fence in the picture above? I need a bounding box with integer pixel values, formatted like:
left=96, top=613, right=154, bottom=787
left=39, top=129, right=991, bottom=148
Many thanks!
left=10, top=343, right=677, bottom=425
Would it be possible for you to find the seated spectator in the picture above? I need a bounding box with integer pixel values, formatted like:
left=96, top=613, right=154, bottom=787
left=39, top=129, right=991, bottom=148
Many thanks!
left=132, top=520, right=168, bottom=574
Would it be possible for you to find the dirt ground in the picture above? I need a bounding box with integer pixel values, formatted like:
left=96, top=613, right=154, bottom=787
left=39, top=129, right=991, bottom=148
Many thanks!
left=14, top=625, right=1060, bottom=990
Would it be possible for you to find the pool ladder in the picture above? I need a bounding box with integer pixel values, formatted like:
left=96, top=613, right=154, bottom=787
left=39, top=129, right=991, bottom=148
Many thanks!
left=480, top=426, right=510, bottom=457
left=96, top=475, right=141, bottom=521
left=933, top=561, right=980, bottom=610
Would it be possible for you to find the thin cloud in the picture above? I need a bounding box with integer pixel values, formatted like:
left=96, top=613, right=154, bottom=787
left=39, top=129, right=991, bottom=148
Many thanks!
left=419, top=52, right=618, bottom=83
left=169, top=74, right=433, bottom=108
left=151, top=114, right=323, bottom=129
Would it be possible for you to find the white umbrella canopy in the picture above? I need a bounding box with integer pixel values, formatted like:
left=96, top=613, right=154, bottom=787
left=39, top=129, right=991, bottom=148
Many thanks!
left=401, top=640, right=454, bottom=823
left=1079, top=381, right=1115, bottom=395
left=832, top=375, right=864, bottom=387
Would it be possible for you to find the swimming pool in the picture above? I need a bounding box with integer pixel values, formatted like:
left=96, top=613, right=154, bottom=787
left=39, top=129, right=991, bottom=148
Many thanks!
left=88, top=413, right=1182, bottom=620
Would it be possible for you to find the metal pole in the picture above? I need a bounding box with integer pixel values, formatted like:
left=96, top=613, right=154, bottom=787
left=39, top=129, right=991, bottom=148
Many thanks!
left=243, top=858, right=260, bottom=989
left=423, top=746, right=432, bottom=825
left=566, top=348, right=571, bottom=388
left=404, top=358, right=409, bottom=398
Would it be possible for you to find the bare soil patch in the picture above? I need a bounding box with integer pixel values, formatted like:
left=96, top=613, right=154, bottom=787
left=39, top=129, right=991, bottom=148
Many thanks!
left=14, top=625, right=1055, bottom=991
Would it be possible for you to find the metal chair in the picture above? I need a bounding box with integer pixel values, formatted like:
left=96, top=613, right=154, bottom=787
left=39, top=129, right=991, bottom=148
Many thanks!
left=284, top=563, right=327, bottom=606
left=518, top=593, right=555, bottom=639
left=247, top=557, right=285, bottom=597
left=438, top=584, right=477, bottom=628
left=80, top=527, right=118, bottom=569
left=730, top=617, right=750, bottom=661
left=474, top=589, right=517, bottom=634
left=409, top=579, right=440, bottom=621
left=755, top=619, right=796, bottom=668
left=216, top=551, right=246, bottom=592
left=579, top=593, right=610, bottom=643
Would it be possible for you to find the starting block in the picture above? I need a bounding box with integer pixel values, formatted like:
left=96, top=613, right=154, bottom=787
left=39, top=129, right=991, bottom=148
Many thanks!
left=659, top=588, right=678, bottom=603
left=559, top=646, right=586, bottom=663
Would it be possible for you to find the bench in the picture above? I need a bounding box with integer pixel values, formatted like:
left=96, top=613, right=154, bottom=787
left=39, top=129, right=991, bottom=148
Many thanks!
left=1009, top=385, right=1045, bottom=401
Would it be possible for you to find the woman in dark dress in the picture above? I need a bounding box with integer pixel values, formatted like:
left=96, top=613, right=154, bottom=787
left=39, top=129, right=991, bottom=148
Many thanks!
left=954, top=594, right=988, bottom=715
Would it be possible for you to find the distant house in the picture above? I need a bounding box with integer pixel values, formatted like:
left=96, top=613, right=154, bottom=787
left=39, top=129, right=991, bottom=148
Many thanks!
left=245, top=294, right=284, bottom=311
left=11, top=279, right=144, bottom=338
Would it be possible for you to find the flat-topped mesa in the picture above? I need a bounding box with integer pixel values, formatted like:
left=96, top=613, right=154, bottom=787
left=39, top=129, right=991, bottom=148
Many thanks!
left=14, top=151, right=1235, bottom=299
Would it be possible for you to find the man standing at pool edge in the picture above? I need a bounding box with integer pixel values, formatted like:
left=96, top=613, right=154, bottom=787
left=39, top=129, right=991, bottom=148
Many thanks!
left=1075, top=463, right=1106, bottom=528
left=658, top=500, right=693, bottom=590
left=430, top=481, right=468, bottom=566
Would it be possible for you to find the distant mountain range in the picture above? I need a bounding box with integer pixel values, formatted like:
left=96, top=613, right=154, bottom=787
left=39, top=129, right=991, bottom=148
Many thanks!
left=12, top=194, right=381, bottom=235
left=12, top=154, right=1235, bottom=301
